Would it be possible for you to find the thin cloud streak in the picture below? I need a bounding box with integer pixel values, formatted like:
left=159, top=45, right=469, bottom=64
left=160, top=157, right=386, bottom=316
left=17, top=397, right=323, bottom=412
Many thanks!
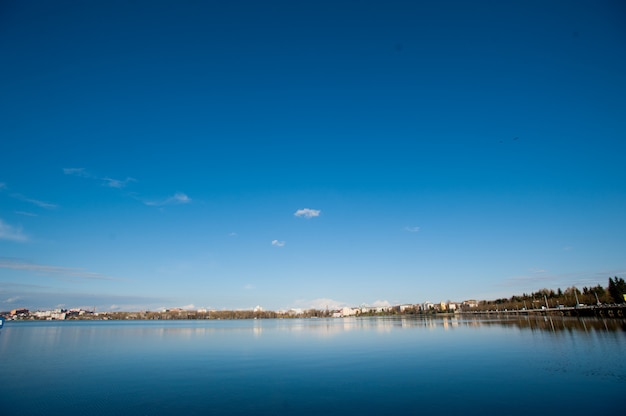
left=0, top=289, right=168, bottom=312
left=64, top=168, right=189, bottom=207
left=405, top=226, right=420, bottom=233
left=0, top=258, right=122, bottom=281
left=63, top=167, right=91, bottom=177
left=64, top=167, right=135, bottom=189
left=271, top=240, right=285, bottom=247
left=2, top=183, right=57, bottom=209
left=14, top=211, right=38, bottom=217
left=10, top=194, right=57, bottom=209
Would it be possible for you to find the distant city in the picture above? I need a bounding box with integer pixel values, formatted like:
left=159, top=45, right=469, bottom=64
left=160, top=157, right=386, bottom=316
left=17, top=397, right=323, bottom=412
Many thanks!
left=3, top=277, right=625, bottom=321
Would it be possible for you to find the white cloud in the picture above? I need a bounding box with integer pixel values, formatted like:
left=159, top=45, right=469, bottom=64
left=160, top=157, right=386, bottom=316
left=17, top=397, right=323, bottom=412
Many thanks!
left=294, top=208, right=321, bottom=219
left=228, top=232, right=238, bottom=237
left=271, top=240, right=285, bottom=247
left=5, top=296, right=22, bottom=304
left=145, top=192, right=192, bottom=206
left=243, top=284, right=255, bottom=290
left=0, top=219, right=28, bottom=242
left=372, top=300, right=391, bottom=307
left=173, top=193, right=191, bottom=203
left=294, top=298, right=347, bottom=310
left=405, top=226, right=420, bottom=233
left=0, top=258, right=121, bottom=281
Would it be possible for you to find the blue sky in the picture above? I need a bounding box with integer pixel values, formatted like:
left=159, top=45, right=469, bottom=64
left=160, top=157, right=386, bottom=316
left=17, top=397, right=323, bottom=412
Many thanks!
left=1, top=0, right=625, bottom=312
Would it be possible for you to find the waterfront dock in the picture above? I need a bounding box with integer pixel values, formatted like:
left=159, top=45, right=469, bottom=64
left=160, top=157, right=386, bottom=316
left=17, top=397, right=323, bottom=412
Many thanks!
left=463, top=304, right=626, bottom=318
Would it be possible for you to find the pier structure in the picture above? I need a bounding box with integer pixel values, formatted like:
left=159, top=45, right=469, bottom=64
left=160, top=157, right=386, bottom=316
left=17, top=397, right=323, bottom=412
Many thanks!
left=463, top=304, right=625, bottom=318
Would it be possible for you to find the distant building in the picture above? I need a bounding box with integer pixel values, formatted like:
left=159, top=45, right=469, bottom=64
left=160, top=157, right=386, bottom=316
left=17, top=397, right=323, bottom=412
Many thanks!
left=422, top=302, right=435, bottom=311
left=341, top=307, right=358, bottom=316
left=10, top=308, right=28, bottom=316
left=32, top=310, right=66, bottom=320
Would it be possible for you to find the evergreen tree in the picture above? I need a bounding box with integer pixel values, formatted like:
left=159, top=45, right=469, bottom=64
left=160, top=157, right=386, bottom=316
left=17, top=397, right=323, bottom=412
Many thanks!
left=608, top=277, right=626, bottom=303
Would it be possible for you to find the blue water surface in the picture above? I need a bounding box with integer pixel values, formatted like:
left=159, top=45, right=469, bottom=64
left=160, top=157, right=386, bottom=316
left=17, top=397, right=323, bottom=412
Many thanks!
left=1, top=316, right=624, bottom=415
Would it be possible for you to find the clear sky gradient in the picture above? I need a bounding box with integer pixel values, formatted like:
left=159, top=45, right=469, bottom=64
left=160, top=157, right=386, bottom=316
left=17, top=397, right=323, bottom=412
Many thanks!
left=1, top=0, right=625, bottom=312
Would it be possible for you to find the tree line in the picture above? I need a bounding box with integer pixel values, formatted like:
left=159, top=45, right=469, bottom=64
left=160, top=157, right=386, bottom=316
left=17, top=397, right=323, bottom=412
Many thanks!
left=471, top=277, right=625, bottom=312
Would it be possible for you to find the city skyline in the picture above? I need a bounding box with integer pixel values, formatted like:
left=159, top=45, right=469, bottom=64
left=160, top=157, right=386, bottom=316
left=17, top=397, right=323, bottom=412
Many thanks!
left=1, top=1, right=625, bottom=312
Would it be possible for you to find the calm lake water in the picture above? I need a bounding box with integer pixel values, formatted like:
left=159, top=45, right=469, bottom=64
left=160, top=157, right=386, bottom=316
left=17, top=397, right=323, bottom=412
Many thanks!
left=1, top=316, right=624, bottom=415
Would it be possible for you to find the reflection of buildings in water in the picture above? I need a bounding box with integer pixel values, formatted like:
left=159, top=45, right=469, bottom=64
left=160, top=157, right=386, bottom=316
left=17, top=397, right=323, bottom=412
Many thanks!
left=253, top=321, right=263, bottom=337
left=441, top=317, right=460, bottom=331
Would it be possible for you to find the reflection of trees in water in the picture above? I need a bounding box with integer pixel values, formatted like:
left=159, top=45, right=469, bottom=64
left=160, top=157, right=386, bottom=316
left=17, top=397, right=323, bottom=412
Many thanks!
left=354, top=316, right=626, bottom=334
left=467, top=316, right=626, bottom=333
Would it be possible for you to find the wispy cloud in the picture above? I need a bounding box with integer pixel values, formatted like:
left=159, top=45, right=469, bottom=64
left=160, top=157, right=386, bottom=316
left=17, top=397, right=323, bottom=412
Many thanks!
left=0, top=258, right=121, bottom=281
left=229, top=232, right=238, bottom=237
left=64, top=168, right=191, bottom=208
left=63, top=167, right=91, bottom=177
left=405, top=226, right=420, bottom=233
left=102, top=177, right=136, bottom=188
left=14, top=211, right=38, bottom=217
left=0, top=219, right=28, bottom=242
left=0, top=287, right=167, bottom=311
left=243, top=284, right=255, bottom=290
left=271, top=240, right=285, bottom=247
left=10, top=193, right=57, bottom=209
left=144, top=192, right=192, bottom=206
left=5, top=296, right=22, bottom=304
left=1, top=184, right=57, bottom=209
left=63, top=168, right=85, bottom=176
left=64, top=167, right=135, bottom=189
left=294, top=208, right=321, bottom=219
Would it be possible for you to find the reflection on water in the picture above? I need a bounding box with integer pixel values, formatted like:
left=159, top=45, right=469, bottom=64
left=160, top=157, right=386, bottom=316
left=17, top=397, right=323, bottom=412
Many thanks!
left=464, top=315, right=626, bottom=333
left=1, top=317, right=624, bottom=415
left=2, top=315, right=624, bottom=337
left=1, top=316, right=624, bottom=352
